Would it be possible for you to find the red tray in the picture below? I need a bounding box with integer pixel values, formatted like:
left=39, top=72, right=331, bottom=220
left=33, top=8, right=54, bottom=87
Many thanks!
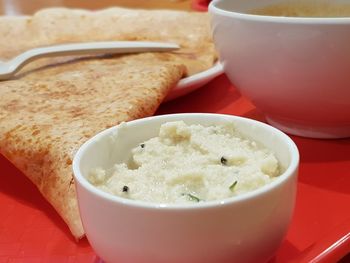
left=1, top=75, right=350, bottom=262
left=191, top=0, right=210, bottom=12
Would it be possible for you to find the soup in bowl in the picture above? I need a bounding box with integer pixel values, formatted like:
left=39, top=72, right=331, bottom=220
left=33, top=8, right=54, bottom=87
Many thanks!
left=209, top=0, right=350, bottom=138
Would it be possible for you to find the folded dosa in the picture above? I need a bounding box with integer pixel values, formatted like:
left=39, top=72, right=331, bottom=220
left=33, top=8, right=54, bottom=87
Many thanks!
left=0, top=7, right=216, bottom=76
left=0, top=54, right=185, bottom=238
left=0, top=7, right=215, bottom=239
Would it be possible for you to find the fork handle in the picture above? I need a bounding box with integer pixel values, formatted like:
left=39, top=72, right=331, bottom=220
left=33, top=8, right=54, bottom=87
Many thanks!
left=7, top=41, right=179, bottom=75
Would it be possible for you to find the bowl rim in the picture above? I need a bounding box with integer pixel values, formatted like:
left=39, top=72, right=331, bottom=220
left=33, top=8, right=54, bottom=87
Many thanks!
left=72, top=113, right=299, bottom=210
left=209, top=0, right=350, bottom=24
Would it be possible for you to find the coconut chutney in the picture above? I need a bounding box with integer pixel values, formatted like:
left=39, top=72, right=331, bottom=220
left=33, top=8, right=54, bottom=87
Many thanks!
left=88, top=121, right=280, bottom=203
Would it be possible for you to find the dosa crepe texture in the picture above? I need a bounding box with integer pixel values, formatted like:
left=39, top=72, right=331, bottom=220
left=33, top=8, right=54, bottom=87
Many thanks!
left=0, top=7, right=215, bottom=239
left=0, top=7, right=216, bottom=76
left=0, top=54, right=185, bottom=239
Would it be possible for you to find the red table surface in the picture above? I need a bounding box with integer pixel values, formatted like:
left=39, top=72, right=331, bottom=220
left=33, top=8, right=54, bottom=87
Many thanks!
left=1, top=75, right=350, bottom=263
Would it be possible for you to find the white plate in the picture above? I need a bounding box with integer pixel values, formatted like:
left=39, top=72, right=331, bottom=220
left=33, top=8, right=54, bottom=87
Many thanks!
left=164, top=62, right=224, bottom=102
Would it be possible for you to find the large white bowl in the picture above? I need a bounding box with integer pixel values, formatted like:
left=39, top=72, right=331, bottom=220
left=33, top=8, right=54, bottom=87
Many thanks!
left=209, top=0, right=350, bottom=138
left=73, top=113, right=299, bottom=263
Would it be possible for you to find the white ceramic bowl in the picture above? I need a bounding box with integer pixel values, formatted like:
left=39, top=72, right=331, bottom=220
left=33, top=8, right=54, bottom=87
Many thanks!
left=209, top=0, right=350, bottom=138
left=73, top=113, right=299, bottom=263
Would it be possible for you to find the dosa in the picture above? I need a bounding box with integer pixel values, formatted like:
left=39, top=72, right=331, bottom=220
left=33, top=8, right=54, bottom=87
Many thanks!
left=0, top=54, right=185, bottom=238
left=0, top=7, right=216, bottom=239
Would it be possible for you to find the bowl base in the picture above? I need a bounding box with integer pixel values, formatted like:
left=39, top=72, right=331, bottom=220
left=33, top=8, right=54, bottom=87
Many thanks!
left=266, top=116, right=350, bottom=139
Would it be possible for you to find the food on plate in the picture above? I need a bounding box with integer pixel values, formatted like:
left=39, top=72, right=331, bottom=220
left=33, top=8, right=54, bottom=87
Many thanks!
left=0, top=54, right=185, bottom=238
left=0, top=7, right=215, bottom=239
left=0, top=7, right=217, bottom=77
left=89, top=121, right=280, bottom=203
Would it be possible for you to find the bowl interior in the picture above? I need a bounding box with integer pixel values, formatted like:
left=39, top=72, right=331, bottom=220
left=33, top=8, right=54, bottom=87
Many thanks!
left=213, top=0, right=284, bottom=13
left=211, top=0, right=350, bottom=15
left=75, top=114, right=298, bottom=195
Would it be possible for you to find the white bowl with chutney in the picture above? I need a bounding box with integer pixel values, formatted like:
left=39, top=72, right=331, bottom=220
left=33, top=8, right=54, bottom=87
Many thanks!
left=73, top=113, right=299, bottom=263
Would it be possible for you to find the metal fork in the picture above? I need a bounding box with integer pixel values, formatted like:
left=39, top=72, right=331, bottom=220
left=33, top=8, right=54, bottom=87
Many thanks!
left=0, top=41, right=179, bottom=80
